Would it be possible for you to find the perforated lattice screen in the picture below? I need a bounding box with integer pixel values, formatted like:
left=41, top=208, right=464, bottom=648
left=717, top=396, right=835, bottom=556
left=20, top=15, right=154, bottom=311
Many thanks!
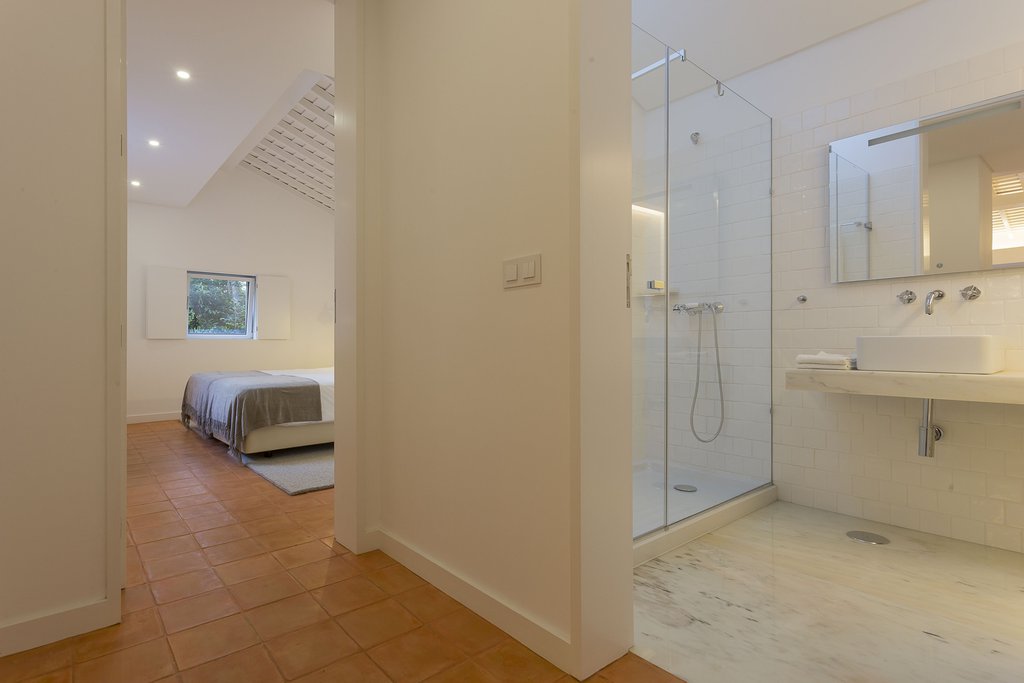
left=241, top=76, right=335, bottom=211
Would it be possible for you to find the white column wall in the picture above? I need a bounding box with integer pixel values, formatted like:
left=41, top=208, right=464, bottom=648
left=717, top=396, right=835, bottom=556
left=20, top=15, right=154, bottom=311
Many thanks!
left=0, top=0, right=125, bottom=654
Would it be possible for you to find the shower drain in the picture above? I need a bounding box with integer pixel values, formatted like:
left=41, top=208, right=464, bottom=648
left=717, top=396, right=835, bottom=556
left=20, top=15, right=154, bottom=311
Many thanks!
left=673, top=484, right=698, bottom=492
left=846, top=530, right=890, bottom=545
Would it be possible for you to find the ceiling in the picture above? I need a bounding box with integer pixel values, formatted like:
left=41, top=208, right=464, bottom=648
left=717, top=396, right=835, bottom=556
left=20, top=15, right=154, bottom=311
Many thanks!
left=127, top=0, right=333, bottom=207
left=632, top=0, right=927, bottom=85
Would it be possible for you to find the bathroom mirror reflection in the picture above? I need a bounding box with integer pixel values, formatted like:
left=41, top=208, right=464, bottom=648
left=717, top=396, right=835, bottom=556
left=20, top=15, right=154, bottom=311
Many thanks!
left=828, top=90, right=1024, bottom=283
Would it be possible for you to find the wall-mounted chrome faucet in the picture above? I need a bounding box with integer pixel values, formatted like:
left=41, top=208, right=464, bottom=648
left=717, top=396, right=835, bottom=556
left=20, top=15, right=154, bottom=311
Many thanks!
left=924, top=289, right=945, bottom=315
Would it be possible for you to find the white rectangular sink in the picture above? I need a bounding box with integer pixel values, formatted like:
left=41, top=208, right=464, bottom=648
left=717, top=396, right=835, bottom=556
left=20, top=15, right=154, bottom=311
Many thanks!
left=856, top=335, right=1006, bottom=374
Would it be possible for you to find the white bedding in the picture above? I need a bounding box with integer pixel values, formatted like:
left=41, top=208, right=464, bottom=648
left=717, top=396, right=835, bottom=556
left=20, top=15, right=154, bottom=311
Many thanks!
left=261, top=367, right=334, bottom=422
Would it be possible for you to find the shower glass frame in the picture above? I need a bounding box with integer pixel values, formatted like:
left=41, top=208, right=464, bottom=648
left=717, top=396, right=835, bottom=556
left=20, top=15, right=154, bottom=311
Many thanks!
left=631, top=25, right=773, bottom=540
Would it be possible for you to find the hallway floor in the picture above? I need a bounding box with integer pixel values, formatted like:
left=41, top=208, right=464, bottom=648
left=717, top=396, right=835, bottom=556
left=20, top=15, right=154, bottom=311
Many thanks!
left=633, top=501, right=1024, bottom=683
left=0, top=421, right=680, bottom=683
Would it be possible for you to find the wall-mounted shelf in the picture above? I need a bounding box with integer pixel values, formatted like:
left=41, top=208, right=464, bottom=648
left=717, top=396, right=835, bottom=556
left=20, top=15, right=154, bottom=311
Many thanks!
left=632, top=289, right=678, bottom=299
left=785, top=368, right=1024, bottom=406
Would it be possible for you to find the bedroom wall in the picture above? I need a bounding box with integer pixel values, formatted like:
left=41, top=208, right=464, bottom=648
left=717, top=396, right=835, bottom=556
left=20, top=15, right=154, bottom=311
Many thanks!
left=0, top=0, right=123, bottom=654
left=342, top=0, right=633, bottom=677
left=127, top=165, right=334, bottom=420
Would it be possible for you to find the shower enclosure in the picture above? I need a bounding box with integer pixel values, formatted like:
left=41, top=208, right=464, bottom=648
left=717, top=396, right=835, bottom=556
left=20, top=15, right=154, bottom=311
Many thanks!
left=631, top=26, right=772, bottom=538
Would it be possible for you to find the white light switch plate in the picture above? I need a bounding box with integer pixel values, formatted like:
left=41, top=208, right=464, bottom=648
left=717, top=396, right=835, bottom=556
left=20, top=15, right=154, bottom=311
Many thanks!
left=503, top=254, right=542, bottom=289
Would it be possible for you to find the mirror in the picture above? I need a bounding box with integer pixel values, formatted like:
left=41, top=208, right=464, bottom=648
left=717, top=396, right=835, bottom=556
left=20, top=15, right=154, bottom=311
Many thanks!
left=828, top=91, right=1024, bottom=283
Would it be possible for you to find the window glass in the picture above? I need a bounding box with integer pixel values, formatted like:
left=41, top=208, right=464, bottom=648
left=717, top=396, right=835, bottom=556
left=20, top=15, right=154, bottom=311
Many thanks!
left=187, top=273, right=255, bottom=337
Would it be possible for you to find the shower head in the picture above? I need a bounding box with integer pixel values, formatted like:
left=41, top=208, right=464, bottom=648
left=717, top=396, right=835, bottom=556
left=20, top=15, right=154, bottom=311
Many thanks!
left=690, top=132, right=700, bottom=145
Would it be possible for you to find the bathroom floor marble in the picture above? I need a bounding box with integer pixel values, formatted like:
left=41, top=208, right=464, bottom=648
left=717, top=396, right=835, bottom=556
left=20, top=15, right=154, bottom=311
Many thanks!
left=633, top=501, right=1024, bottom=683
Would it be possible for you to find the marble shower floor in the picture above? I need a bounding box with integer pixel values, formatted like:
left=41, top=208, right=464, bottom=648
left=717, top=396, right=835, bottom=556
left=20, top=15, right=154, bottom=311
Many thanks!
left=633, top=502, right=1024, bottom=683
left=633, top=466, right=766, bottom=538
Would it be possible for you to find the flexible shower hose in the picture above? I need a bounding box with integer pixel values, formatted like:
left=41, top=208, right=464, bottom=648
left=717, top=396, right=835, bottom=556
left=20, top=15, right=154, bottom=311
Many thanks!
left=689, top=306, right=725, bottom=443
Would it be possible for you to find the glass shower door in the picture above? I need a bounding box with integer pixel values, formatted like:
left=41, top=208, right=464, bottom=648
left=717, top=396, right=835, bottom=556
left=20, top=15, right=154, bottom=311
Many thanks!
left=631, top=26, right=772, bottom=539
left=631, top=26, right=669, bottom=538
left=664, top=53, right=773, bottom=527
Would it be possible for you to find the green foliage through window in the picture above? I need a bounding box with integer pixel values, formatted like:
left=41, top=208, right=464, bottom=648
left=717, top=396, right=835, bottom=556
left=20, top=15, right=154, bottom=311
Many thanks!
left=187, top=274, right=253, bottom=336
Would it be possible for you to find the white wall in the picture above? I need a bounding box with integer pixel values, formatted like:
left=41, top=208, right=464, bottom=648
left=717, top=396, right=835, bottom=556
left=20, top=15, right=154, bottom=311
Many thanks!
left=127, top=166, right=334, bottom=420
left=765, top=0, right=1024, bottom=551
left=0, top=0, right=124, bottom=654
left=341, top=0, right=633, bottom=677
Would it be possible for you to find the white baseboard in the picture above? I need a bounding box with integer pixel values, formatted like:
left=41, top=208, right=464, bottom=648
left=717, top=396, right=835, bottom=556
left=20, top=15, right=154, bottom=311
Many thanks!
left=633, top=484, right=777, bottom=566
left=126, top=412, right=179, bottom=424
left=373, top=528, right=575, bottom=675
left=0, top=598, right=119, bottom=657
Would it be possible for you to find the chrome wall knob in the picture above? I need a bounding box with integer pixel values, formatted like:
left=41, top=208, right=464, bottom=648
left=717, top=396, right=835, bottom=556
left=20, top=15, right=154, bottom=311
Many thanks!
left=896, top=290, right=917, bottom=304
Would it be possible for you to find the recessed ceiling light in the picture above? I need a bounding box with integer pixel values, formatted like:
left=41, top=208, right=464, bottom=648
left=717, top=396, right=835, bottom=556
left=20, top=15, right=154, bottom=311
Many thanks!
left=176, top=70, right=191, bottom=80
left=130, top=180, right=141, bottom=187
left=148, top=139, right=160, bottom=147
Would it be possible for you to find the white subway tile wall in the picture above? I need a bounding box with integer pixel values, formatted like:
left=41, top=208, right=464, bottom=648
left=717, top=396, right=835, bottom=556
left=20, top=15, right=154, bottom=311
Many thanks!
left=773, top=42, right=1024, bottom=552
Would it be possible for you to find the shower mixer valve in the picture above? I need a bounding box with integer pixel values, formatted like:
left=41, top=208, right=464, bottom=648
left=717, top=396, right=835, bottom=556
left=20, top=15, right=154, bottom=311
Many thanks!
left=673, top=302, right=725, bottom=315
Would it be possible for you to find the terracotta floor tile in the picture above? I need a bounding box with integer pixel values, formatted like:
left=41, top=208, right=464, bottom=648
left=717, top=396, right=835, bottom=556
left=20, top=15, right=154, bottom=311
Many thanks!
left=193, top=524, right=249, bottom=548
left=429, top=608, right=507, bottom=656
left=157, top=470, right=198, bottom=483
left=271, top=540, right=335, bottom=569
left=72, top=607, right=163, bottom=662
left=150, top=568, right=223, bottom=605
left=264, top=620, right=359, bottom=679
left=244, top=516, right=298, bottom=537
left=253, top=527, right=316, bottom=552
left=144, top=550, right=210, bottom=581
left=131, top=521, right=191, bottom=545
left=365, top=564, right=427, bottom=595
left=185, top=511, right=239, bottom=533
left=158, top=587, right=240, bottom=634
left=310, top=575, right=388, bottom=616
left=203, top=537, right=265, bottom=565
left=594, top=653, right=684, bottom=682
left=244, top=593, right=330, bottom=640
left=122, top=584, right=155, bottom=614
left=343, top=549, right=397, bottom=572
left=127, top=500, right=176, bottom=518
left=128, top=489, right=169, bottom=506
left=336, top=598, right=421, bottom=649
left=215, top=554, right=284, bottom=586
left=424, top=660, right=501, bottom=683
left=0, top=640, right=73, bottom=682
left=176, top=501, right=228, bottom=519
left=130, top=510, right=183, bottom=529
left=73, top=638, right=175, bottom=683
left=367, top=627, right=465, bottom=683
left=229, top=571, right=305, bottom=610
left=22, top=668, right=72, bottom=683
left=288, top=555, right=361, bottom=590
left=137, top=534, right=201, bottom=562
left=178, top=645, right=283, bottom=683
left=293, top=652, right=391, bottom=683
left=219, top=494, right=272, bottom=512
left=126, top=548, right=147, bottom=587
left=230, top=504, right=282, bottom=522
left=395, top=585, right=463, bottom=622
left=475, top=640, right=564, bottom=683
left=167, top=614, right=259, bottom=670
left=169, top=491, right=219, bottom=508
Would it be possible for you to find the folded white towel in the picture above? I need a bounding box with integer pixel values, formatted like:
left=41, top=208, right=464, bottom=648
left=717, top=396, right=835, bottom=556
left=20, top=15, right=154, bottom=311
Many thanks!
left=795, top=352, right=856, bottom=366
left=798, top=362, right=855, bottom=370
left=796, top=351, right=857, bottom=370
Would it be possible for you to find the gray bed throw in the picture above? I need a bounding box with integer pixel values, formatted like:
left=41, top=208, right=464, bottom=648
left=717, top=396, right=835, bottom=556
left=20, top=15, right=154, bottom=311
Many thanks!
left=181, top=371, right=322, bottom=455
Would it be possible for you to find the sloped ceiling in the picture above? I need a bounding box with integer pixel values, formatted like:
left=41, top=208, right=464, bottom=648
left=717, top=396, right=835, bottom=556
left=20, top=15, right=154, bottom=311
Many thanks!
left=126, top=0, right=333, bottom=207
left=241, top=76, right=336, bottom=211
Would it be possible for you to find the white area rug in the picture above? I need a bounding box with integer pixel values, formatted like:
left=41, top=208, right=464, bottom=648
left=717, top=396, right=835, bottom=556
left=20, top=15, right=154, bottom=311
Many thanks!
left=242, top=444, right=334, bottom=495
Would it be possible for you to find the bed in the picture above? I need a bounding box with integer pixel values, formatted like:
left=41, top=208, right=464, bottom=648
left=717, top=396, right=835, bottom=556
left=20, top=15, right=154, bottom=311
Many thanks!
left=181, top=367, right=334, bottom=458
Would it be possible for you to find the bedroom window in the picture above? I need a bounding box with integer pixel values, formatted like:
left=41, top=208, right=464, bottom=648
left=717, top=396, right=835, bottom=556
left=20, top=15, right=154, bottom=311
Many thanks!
left=186, top=272, right=256, bottom=338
